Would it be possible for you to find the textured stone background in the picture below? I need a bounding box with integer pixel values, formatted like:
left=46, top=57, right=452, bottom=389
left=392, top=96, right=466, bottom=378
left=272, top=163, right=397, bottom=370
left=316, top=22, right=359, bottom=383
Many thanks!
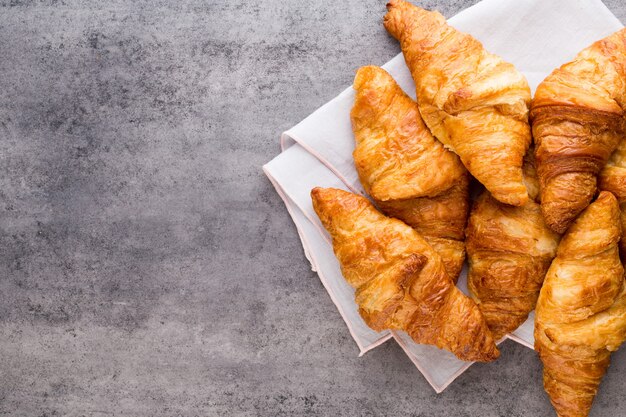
left=1, top=1, right=625, bottom=416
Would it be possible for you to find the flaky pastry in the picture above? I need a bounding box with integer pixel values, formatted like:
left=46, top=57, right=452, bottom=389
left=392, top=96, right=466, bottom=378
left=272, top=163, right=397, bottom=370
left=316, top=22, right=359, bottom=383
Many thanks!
left=531, top=28, right=626, bottom=233
left=351, top=65, right=469, bottom=280
left=535, top=192, right=626, bottom=417
left=312, top=187, right=499, bottom=362
left=384, top=0, right=531, bottom=206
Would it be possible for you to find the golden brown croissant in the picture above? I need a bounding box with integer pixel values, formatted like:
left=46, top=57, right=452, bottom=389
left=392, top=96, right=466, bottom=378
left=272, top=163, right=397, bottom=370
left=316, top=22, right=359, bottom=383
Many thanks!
left=467, top=151, right=560, bottom=340
left=384, top=0, right=531, bottom=206
left=351, top=65, right=469, bottom=281
left=535, top=191, right=626, bottom=417
left=599, top=136, right=626, bottom=263
left=531, top=28, right=626, bottom=234
left=311, top=187, right=499, bottom=362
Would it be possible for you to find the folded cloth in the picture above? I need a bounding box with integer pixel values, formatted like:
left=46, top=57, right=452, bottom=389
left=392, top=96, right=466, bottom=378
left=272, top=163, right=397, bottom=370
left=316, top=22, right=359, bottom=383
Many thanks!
left=263, top=0, right=623, bottom=393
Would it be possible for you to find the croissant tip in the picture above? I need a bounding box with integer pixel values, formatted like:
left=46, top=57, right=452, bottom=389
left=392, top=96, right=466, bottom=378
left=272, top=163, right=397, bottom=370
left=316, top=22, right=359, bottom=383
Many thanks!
left=491, top=330, right=507, bottom=342
left=310, top=187, right=330, bottom=203
left=597, top=190, right=617, bottom=204
left=491, top=191, right=529, bottom=207
left=544, top=191, right=618, bottom=234
left=542, top=205, right=577, bottom=234
left=353, top=66, right=383, bottom=90
left=474, top=346, right=500, bottom=362
left=386, top=0, right=400, bottom=10
left=547, top=221, right=569, bottom=235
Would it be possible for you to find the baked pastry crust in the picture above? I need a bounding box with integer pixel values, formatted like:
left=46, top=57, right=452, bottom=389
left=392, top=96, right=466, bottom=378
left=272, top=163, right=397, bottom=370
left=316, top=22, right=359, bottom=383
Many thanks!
left=351, top=65, right=469, bottom=280
left=312, top=187, right=499, bottom=362
left=599, top=135, right=626, bottom=263
left=467, top=152, right=560, bottom=340
left=535, top=191, right=626, bottom=417
left=531, top=28, right=626, bottom=234
left=384, top=0, right=531, bottom=206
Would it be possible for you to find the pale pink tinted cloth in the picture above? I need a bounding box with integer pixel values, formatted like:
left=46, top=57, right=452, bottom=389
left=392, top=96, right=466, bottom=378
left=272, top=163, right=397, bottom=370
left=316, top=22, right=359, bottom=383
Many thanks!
left=263, top=0, right=623, bottom=393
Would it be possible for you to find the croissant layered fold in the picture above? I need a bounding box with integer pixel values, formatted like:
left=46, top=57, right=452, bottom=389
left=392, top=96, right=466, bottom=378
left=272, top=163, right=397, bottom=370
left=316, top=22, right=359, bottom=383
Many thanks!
left=467, top=152, right=560, bottom=340
left=531, top=28, right=626, bottom=234
left=535, top=192, right=626, bottom=417
left=599, top=136, right=626, bottom=263
left=351, top=66, right=469, bottom=280
left=311, top=187, right=499, bottom=362
left=384, top=0, right=531, bottom=206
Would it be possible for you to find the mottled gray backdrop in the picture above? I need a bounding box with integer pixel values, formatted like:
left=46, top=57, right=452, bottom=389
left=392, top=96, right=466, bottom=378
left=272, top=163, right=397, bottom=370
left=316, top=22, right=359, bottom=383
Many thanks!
left=1, top=1, right=625, bottom=416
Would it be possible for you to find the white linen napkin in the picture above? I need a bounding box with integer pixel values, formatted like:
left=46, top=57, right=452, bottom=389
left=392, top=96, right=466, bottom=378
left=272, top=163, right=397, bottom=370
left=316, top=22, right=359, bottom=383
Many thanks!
left=263, top=0, right=624, bottom=393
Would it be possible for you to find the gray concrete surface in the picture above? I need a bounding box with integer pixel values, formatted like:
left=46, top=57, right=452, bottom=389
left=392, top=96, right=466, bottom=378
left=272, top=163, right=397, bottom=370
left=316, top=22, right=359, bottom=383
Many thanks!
left=1, top=1, right=625, bottom=416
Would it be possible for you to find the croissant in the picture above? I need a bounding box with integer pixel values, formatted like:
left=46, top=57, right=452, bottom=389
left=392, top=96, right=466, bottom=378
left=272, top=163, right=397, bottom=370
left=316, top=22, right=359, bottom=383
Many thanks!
left=351, top=65, right=469, bottom=281
left=466, top=151, right=560, bottom=340
left=599, top=136, right=626, bottom=263
left=531, top=28, right=626, bottom=234
left=311, top=187, right=499, bottom=362
left=384, top=0, right=531, bottom=206
left=535, top=191, right=626, bottom=417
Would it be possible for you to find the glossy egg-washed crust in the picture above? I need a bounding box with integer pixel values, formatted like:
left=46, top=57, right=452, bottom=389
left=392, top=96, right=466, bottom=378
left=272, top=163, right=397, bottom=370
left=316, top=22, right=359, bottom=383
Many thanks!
left=311, top=187, right=499, bottom=362
left=531, top=28, right=626, bottom=234
left=351, top=66, right=469, bottom=281
left=535, top=192, right=626, bottom=417
left=599, top=135, right=626, bottom=263
left=384, top=0, right=531, bottom=206
left=467, top=152, right=560, bottom=340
